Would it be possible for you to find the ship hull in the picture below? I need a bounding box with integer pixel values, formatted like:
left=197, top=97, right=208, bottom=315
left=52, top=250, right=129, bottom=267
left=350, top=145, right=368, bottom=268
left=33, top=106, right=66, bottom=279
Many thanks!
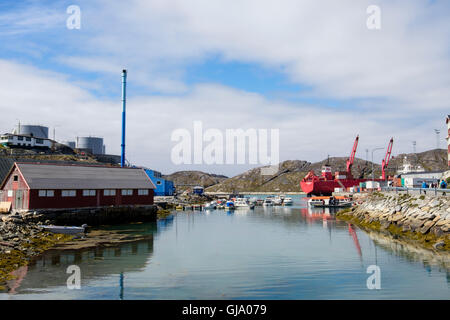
left=300, top=179, right=370, bottom=196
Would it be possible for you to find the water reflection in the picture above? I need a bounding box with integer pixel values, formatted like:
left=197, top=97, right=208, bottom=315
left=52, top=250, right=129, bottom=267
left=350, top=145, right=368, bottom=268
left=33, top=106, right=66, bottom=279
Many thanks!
left=4, top=223, right=158, bottom=296
left=2, top=196, right=449, bottom=299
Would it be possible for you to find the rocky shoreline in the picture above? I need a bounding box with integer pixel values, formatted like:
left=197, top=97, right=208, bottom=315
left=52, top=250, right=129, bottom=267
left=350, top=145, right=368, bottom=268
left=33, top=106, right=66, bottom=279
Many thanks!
left=337, top=192, right=450, bottom=252
left=0, top=219, right=74, bottom=290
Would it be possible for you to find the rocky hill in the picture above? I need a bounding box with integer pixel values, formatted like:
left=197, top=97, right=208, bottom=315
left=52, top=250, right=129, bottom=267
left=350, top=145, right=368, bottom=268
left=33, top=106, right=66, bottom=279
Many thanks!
left=205, top=158, right=379, bottom=193
left=389, top=149, right=447, bottom=172
left=204, top=149, right=449, bottom=193
left=163, top=171, right=228, bottom=191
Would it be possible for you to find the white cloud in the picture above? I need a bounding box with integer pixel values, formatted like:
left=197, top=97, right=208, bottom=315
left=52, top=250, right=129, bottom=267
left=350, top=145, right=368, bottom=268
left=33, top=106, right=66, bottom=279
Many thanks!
left=0, top=1, right=449, bottom=175
left=0, top=59, right=446, bottom=177
left=66, top=0, right=450, bottom=111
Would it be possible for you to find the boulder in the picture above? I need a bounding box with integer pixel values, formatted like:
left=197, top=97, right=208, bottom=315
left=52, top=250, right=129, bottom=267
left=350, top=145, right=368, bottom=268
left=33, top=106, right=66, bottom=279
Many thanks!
left=433, top=241, right=445, bottom=250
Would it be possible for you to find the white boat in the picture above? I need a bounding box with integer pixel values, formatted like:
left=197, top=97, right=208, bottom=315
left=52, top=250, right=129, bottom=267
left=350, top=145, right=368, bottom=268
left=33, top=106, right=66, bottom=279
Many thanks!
left=39, top=224, right=88, bottom=235
left=308, top=196, right=352, bottom=208
left=234, top=198, right=255, bottom=209
left=283, top=197, right=293, bottom=205
left=263, top=197, right=274, bottom=206
left=204, top=201, right=217, bottom=210
left=273, top=196, right=283, bottom=206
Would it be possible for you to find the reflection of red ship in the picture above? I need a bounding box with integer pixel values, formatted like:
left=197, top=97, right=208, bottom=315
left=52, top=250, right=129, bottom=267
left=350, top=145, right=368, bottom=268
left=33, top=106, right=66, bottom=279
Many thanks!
left=300, top=135, right=393, bottom=196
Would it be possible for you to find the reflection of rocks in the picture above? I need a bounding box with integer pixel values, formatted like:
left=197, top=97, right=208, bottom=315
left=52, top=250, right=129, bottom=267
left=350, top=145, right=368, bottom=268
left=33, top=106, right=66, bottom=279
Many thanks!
left=6, top=233, right=155, bottom=294
left=338, top=193, right=450, bottom=251
left=365, top=229, right=450, bottom=270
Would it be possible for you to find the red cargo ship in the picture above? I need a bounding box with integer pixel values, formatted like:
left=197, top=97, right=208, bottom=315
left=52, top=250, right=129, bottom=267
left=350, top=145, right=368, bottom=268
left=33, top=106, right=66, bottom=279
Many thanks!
left=300, top=136, right=393, bottom=196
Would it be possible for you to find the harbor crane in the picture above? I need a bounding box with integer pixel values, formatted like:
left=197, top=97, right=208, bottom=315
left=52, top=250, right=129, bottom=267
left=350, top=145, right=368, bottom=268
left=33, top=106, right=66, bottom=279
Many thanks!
left=346, top=135, right=359, bottom=178
left=381, top=138, right=394, bottom=180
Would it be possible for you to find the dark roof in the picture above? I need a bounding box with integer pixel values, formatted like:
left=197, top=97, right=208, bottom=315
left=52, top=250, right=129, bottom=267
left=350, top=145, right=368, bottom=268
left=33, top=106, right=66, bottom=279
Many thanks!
left=0, top=158, right=14, bottom=184
left=10, top=163, right=156, bottom=190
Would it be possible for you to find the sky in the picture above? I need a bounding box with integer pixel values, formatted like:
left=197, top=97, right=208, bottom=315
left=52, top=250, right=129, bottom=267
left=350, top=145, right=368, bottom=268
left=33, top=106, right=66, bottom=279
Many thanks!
left=0, top=0, right=449, bottom=176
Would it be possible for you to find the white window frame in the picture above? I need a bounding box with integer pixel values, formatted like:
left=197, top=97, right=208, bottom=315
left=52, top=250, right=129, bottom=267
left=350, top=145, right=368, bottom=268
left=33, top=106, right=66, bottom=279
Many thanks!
left=62, top=190, right=76, bottom=197
left=104, top=189, right=116, bottom=196
left=39, top=190, right=54, bottom=197
left=121, top=189, right=133, bottom=196
left=138, top=189, right=149, bottom=196
left=7, top=190, right=13, bottom=197
left=83, top=189, right=96, bottom=196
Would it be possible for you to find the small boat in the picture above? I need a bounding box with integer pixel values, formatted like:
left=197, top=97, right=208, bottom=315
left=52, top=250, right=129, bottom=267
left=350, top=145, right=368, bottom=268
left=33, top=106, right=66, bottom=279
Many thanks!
left=234, top=198, right=255, bottom=209
left=283, top=197, right=293, bottom=206
left=204, top=201, right=217, bottom=210
left=263, top=197, right=274, bottom=206
left=273, top=196, right=283, bottom=206
left=225, top=200, right=235, bottom=210
left=255, top=199, right=264, bottom=206
left=175, top=205, right=183, bottom=210
left=39, top=224, right=88, bottom=235
left=308, top=196, right=352, bottom=208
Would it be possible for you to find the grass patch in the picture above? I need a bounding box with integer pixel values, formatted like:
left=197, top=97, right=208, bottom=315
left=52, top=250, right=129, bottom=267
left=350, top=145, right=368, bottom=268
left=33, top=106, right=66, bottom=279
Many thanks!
left=157, top=209, right=172, bottom=219
left=336, top=211, right=449, bottom=251
left=0, top=232, right=73, bottom=290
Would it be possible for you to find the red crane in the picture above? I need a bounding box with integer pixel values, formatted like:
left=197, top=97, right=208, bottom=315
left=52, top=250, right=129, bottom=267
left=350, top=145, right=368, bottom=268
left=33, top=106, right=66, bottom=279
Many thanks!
left=346, top=135, right=359, bottom=177
left=381, top=138, right=394, bottom=180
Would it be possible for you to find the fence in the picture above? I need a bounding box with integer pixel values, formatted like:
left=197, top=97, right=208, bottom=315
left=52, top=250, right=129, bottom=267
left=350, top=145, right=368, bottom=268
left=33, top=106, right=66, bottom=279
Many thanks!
left=382, top=186, right=449, bottom=196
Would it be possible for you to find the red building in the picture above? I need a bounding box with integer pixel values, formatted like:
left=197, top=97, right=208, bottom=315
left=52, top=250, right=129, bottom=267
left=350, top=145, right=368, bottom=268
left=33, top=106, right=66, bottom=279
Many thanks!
left=0, top=162, right=156, bottom=211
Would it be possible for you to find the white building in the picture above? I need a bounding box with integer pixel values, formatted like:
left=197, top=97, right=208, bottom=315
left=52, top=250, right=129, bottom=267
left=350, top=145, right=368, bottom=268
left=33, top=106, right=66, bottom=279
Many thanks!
left=0, top=133, right=52, bottom=149
left=400, top=171, right=444, bottom=188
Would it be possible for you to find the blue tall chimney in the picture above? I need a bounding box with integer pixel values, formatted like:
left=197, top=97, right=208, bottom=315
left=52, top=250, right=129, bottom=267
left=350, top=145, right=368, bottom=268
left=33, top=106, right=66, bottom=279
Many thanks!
left=121, top=69, right=127, bottom=167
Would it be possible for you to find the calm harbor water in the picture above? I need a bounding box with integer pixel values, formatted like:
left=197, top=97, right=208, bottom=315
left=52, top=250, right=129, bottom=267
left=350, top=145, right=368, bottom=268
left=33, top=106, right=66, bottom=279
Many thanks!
left=1, top=195, right=449, bottom=299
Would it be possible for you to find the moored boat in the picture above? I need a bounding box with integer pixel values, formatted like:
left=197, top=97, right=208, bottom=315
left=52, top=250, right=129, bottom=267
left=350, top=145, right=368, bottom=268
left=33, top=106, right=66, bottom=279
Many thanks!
left=39, top=224, right=88, bottom=235
left=263, top=197, right=274, bottom=206
left=234, top=198, right=255, bottom=209
left=307, top=196, right=352, bottom=208
left=283, top=197, right=293, bottom=205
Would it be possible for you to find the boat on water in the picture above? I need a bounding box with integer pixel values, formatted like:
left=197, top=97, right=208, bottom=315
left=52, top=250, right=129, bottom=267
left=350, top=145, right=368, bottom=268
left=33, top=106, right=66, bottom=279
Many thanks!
left=255, top=199, right=264, bottom=206
left=263, top=197, right=274, bottom=206
left=225, top=200, right=235, bottom=210
left=300, top=136, right=393, bottom=196
left=39, top=224, right=88, bottom=235
left=273, top=196, right=283, bottom=206
left=204, top=201, right=217, bottom=210
left=234, top=198, right=255, bottom=209
left=308, top=196, right=353, bottom=208
left=283, top=197, right=293, bottom=205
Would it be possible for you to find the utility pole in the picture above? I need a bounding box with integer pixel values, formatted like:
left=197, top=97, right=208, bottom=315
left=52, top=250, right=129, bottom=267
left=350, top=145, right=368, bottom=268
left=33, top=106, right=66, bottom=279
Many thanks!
left=121, top=69, right=127, bottom=168
left=371, top=147, right=384, bottom=182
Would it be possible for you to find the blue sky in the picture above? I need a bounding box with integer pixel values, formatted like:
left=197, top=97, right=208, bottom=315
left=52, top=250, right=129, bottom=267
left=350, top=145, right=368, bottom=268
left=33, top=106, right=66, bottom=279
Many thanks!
left=0, top=0, right=449, bottom=176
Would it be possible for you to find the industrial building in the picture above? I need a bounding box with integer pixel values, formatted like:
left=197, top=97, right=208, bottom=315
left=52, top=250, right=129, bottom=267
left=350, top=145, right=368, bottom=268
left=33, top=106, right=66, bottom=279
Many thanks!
left=144, top=169, right=175, bottom=196
left=13, top=124, right=49, bottom=139
left=0, top=162, right=155, bottom=211
left=76, top=136, right=105, bottom=155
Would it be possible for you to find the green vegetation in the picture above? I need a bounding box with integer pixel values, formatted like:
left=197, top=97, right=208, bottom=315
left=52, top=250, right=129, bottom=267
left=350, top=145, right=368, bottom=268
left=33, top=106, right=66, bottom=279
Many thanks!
left=0, top=232, right=73, bottom=290
left=336, top=211, right=449, bottom=251
left=157, top=209, right=172, bottom=219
